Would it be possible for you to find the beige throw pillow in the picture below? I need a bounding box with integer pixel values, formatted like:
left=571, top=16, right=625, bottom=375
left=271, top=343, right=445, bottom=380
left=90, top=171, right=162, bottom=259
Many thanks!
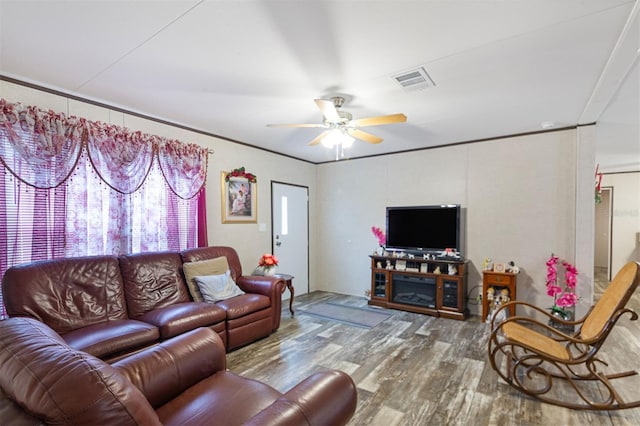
left=183, top=256, right=230, bottom=302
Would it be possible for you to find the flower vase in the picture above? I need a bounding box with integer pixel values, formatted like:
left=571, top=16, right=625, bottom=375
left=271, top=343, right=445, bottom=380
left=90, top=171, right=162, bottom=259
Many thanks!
left=548, top=306, right=575, bottom=334
left=264, top=266, right=277, bottom=276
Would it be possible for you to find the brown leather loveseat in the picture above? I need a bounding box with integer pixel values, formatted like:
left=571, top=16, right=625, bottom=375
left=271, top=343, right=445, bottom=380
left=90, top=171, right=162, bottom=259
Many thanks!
left=2, top=246, right=284, bottom=361
left=0, top=317, right=358, bottom=425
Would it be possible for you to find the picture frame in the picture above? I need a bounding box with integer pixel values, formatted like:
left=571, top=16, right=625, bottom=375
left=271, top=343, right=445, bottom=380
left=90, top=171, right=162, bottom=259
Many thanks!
left=493, top=263, right=505, bottom=273
left=221, top=171, right=257, bottom=223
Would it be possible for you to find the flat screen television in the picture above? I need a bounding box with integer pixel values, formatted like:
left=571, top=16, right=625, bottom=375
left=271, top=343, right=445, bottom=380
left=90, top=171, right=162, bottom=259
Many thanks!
left=386, top=205, right=462, bottom=255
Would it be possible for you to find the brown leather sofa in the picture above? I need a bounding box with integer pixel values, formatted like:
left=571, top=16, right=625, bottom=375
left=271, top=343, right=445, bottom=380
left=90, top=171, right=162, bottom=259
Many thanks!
left=2, top=246, right=284, bottom=361
left=0, top=317, right=358, bottom=426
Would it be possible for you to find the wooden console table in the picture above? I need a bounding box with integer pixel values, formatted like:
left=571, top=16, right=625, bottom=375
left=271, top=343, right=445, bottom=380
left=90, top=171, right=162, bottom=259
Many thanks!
left=274, top=273, right=295, bottom=316
left=368, top=255, right=468, bottom=320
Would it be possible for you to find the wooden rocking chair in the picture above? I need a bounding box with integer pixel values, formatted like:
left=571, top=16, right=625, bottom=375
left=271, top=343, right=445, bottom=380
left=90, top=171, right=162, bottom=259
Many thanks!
left=488, top=261, right=640, bottom=410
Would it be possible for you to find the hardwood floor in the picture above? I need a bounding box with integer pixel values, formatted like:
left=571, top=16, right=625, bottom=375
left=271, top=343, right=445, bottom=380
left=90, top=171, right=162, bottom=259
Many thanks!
left=227, top=272, right=640, bottom=425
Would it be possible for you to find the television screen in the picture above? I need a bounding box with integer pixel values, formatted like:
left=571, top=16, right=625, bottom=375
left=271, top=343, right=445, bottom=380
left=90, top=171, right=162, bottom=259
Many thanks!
left=386, top=205, right=461, bottom=254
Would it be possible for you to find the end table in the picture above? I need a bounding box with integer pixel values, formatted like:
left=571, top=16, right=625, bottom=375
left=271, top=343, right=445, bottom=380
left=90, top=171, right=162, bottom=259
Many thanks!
left=482, top=270, right=517, bottom=322
left=274, top=274, right=295, bottom=316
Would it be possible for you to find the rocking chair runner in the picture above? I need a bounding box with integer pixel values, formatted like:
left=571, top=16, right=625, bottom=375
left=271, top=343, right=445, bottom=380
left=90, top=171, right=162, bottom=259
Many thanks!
left=488, top=261, right=640, bottom=410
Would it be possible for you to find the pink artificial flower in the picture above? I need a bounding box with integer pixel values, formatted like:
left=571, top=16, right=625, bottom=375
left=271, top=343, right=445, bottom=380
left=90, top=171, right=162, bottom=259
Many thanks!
left=546, top=255, right=559, bottom=268
left=545, top=254, right=559, bottom=286
left=546, top=284, right=562, bottom=298
left=546, top=270, right=557, bottom=285
left=371, top=226, right=386, bottom=246
left=545, top=254, right=579, bottom=309
left=563, top=261, right=578, bottom=290
left=556, top=292, right=578, bottom=308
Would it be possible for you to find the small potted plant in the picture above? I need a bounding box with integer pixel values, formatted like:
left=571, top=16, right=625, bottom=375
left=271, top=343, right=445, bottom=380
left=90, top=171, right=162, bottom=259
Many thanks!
left=545, top=253, right=579, bottom=333
left=371, top=226, right=386, bottom=255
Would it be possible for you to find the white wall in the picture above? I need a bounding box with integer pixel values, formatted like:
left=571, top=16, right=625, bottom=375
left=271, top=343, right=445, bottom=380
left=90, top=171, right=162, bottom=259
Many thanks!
left=316, top=130, right=594, bottom=316
left=2, top=79, right=599, bottom=317
left=601, top=172, right=640, bottom=274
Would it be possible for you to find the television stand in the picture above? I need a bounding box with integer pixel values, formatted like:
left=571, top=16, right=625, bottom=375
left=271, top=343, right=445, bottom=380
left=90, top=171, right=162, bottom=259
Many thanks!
left=368, top=255, right=468, bottom=320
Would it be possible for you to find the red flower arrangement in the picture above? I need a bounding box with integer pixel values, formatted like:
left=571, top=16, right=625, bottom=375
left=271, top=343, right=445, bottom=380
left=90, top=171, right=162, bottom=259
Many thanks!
left=258, top=253, right=278, bottom=269
left=545, top=254, right=579, bottom=310
left=225, top=166, right=257, bottom=183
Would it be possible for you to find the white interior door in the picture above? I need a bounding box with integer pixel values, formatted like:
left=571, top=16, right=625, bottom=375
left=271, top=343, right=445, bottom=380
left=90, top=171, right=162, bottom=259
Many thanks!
left=271, top=182, right=309, bottom=295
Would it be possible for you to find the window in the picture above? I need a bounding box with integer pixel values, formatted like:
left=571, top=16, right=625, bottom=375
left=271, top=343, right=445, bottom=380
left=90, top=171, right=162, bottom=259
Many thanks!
left=0, top=99, right=209, bottom=318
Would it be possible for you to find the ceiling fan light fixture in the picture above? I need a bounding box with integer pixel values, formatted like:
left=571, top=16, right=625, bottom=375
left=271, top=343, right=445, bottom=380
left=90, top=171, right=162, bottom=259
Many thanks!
left=322, top=129, right=354, bottom=148
left=341, top=133, right=355, bottom=148
left=321, top=129, right=341, bottom=147
left=267, top=95, right=406, bottom=152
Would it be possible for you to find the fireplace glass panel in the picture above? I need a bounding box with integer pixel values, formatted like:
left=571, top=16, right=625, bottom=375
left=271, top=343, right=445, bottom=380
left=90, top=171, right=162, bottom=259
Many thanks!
left=391, top=274, right=436, bottom=308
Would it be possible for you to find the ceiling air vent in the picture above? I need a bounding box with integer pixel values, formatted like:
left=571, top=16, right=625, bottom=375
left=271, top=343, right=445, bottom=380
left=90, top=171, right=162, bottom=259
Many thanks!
left=392, top=67, right=435, bottom=91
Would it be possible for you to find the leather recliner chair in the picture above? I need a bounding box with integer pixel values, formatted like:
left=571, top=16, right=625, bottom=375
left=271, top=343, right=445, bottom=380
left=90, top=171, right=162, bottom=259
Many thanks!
left=0, top=317, right=357, bottom=425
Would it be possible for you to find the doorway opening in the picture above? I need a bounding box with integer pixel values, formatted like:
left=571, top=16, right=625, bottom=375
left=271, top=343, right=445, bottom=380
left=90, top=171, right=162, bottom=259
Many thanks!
left=594, top=186, right=613, bottom=297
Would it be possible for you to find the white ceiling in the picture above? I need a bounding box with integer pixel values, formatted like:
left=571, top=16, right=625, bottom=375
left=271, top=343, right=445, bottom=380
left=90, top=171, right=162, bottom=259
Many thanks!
left=1, top=0, right=639, bottom=167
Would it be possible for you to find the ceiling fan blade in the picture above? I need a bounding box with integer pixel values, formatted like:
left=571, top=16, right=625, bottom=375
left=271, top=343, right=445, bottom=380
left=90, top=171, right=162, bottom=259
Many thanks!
left=349, top=129, right=383, bottom=144
left=308, top=131, right=329, bottom=146
left=314, top=99, right=341, bottom=122
left=267, top=123, right=326, bottom=128
left=351, top=113, right=407, bottom=127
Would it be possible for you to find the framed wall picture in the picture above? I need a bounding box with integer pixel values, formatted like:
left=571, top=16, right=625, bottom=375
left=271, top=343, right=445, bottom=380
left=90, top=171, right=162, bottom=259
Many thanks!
left=221, top=168, right=257, bottom=223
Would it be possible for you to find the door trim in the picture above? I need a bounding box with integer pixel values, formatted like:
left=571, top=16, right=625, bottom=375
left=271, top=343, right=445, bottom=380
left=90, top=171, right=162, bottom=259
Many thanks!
left=602, top=186, right=613, bottom=280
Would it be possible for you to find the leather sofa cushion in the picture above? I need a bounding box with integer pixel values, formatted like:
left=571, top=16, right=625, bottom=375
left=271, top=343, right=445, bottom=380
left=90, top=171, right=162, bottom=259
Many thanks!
left=115, top=327, right=228, bottom=409
left=0, top=318, right=161, bottom=426
left=156, top=371, right=282, bottom=425
left=216, top=293, right=271, bottom=320
left=138, top=302, right=226, bottom=339
left=62, top=319, right=160, bottom=359
left=2, top=255, right=129, bottom=334
left=119, top=252, right=191, bottom=318
left=0, top=388, right=41, bottom=425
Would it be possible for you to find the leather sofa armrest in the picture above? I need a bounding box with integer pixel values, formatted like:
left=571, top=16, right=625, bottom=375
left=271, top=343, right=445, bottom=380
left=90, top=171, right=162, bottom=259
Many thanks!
left=236, top=275, right=284, bottom=296
left=236, top=276, right=285, bottom=330
left=244, top=370, right=357, bottom=426
left=114, top=327, right=226, bottom=408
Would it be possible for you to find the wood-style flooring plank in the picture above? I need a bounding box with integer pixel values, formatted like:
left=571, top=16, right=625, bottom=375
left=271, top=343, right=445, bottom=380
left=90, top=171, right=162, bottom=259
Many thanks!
left=226, top=282, right=640, bottom=426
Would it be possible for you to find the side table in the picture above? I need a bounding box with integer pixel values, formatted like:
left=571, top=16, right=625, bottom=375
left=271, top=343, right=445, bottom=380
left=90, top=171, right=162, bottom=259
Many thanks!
left=274, top=273, right=295, bottom=316
left=482, top=270, right=517, bottom=322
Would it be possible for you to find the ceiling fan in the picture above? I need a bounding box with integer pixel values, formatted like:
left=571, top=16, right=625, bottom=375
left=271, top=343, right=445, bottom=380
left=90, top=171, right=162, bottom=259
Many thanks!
left=267, top=96, right=407, bottom=147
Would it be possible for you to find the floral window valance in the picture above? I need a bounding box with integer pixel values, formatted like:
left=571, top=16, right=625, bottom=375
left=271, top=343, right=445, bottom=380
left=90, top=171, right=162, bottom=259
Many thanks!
left=0, top=99, right=208, bottom=199
left=0, top=100, right=84, bottom=189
